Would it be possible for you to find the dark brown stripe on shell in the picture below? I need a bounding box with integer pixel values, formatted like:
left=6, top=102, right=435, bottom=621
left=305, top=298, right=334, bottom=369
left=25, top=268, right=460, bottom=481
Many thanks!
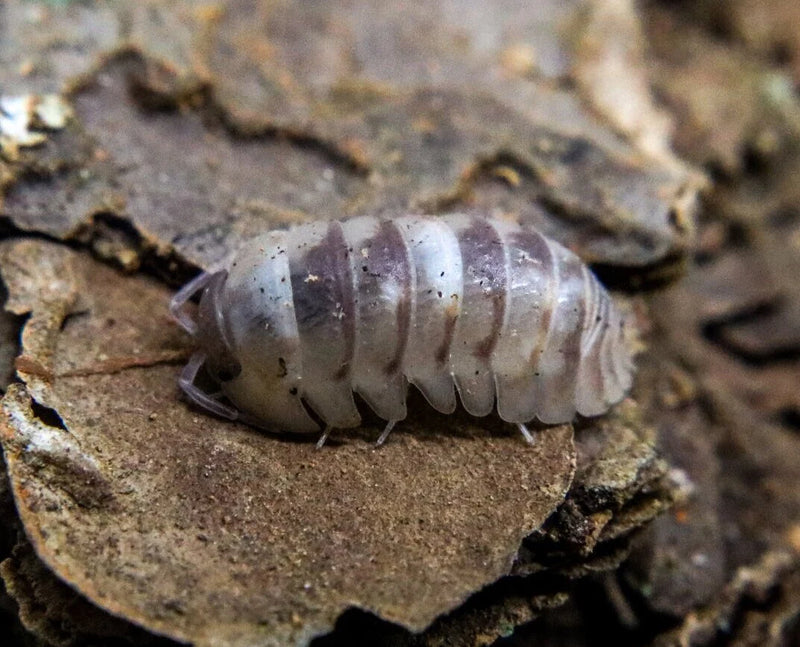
left=506, top=229, right=556, bottom=366
left=580, top=265, right=598, bottom=345
left=290, top=221, right=355, bottom=381
left=457, top=218, right=507, bottom=360
left=360, top=219, right=412, bottom=375
left=556, top=255, right=587, bottom=386
left=587, top=285, right=610, bottom=396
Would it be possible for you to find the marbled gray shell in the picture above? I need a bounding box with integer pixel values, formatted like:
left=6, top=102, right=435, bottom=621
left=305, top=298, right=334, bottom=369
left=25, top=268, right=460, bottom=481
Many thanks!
left=173, top=214, right=634, bottom=436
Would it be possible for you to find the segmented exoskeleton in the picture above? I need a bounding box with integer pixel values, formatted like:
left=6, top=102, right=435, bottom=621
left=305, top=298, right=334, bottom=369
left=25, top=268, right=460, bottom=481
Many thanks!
left=171, top=214, right=635, bottom=446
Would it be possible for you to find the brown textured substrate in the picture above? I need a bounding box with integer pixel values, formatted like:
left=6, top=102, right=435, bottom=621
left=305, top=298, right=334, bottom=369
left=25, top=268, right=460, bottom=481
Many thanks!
left=0, top=237, right=673, bottom=646
left=14, top=0, right=800, bottom=645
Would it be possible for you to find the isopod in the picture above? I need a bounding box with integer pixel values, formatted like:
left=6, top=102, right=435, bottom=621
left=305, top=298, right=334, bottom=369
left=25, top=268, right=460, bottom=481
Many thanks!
left=170, top=214, right=635, bottom=446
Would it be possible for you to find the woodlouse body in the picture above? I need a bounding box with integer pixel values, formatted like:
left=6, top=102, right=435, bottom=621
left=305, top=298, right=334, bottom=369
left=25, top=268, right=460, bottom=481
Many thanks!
left=171, top=214, right=634, bottom=444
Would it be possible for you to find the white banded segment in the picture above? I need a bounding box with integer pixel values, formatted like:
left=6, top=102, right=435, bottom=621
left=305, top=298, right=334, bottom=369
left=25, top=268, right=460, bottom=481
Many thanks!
left=529, top=242, right=587, bottom=424
left=448, top=216, right=511, bottom=417
left=394, top=216, right=463, bottom=414
left=491, top=225, right=558, bottom=424
left=285, top=220, right=361, bottom=428
left=177, top=214, right=635, bottom=438
left=218, top=229, right=318, bottom=432
left=340, top=216, right=412, bottom=422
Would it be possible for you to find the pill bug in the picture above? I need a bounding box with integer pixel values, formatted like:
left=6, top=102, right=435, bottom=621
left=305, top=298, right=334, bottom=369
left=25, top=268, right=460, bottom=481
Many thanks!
left=171, top=214, right=635, bottom=446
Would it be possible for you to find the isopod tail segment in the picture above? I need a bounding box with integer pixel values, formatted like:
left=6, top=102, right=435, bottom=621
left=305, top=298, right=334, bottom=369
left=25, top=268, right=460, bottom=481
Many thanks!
left=170, top=271, right=240, bottom=422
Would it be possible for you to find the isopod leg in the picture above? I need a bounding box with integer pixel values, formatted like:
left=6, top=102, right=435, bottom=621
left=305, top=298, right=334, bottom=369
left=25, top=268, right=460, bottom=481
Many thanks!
left=517, top=423, right=535, bottom=445
left=170, top=271, right=214, bottom=335
left=178, top=352, right=239, bottom=420
left=376, top=420, right=398, bottom=446
left=316, top=426, right=333, bottom=449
